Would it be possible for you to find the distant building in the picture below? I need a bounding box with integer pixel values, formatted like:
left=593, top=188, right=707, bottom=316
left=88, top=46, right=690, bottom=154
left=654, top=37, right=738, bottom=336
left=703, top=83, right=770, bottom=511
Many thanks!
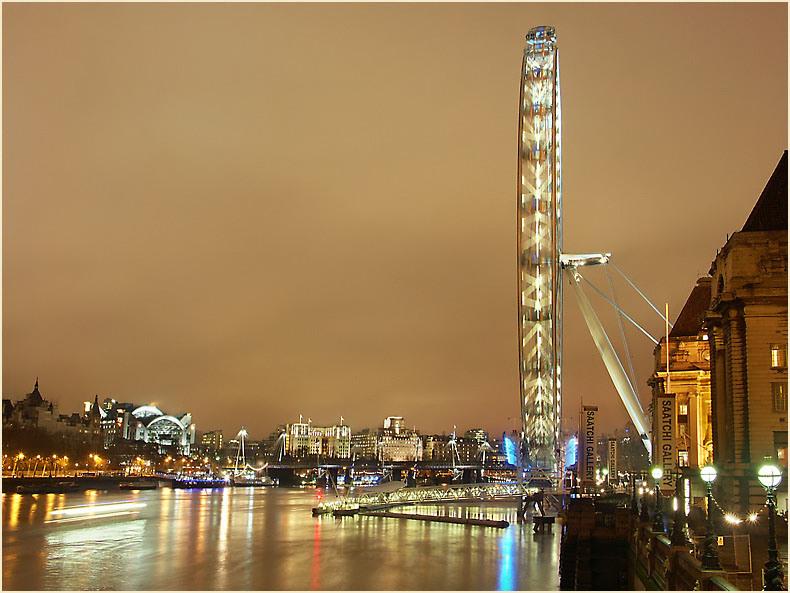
left=421, top=434, right=477, bottom=464
left=284, top=421, right=351, bottom=459
left=351, top=429, right=378, bottom=460
left=702, top=152, right=788, bottom=512
left=422, top=435, right=448, bottom=461
left=379, top=433, right=422, bottom=462
left=100, top=400, right=136, bottom=447
left=201, top=430, right=224, bottom=455
left=464, top=429, right=488, bottom=443
left=382, top=416, right=406, bottom=435
left=648, top=277, right=714, bottom=470
left=99, top=402, right=195, bottom=455
left=376, top=416, right=421, bottom=461
left=2, top=399, right=14, bottom=424
left=128, top=405, right=195, bottom=455
left=4, top=379, right=60, bottom=431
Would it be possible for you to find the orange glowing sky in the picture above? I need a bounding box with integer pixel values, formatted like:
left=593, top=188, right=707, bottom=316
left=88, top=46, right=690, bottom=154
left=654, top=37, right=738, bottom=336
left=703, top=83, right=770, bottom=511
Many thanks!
left=3, top=2, right=787, bottom=440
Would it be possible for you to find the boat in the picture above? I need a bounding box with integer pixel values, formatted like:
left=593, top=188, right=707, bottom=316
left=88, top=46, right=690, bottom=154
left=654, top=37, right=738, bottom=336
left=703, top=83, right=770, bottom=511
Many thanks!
left=231, top=475, right=275, bottom=487
left=16, top=481, right=79, bottom=494
left=172, top=477, right=228, bottom=489
left=119, top=479, right=158, bottom=490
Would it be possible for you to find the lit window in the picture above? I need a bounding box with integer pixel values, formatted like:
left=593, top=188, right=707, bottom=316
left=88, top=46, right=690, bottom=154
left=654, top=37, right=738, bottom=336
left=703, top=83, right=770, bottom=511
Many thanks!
left=771, top=344, right=787, bottom=369
left=678, top=403, right=688, bottom=416
left=678, top=451, right=689, bottom=467
left=772, top=383, right=787, bottom=412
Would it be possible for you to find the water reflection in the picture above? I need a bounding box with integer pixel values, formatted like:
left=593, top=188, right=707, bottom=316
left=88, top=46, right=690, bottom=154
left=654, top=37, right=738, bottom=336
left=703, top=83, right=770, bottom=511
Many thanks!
left=3, top=488, right=560, bottom=590
left=44, top=519, right=146, bottom=590
left=498, top=525, right=517, bottom=591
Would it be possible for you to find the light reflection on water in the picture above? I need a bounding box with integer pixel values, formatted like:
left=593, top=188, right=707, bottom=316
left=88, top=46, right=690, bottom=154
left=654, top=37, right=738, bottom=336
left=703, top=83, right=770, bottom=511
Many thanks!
left=3, top=488, right=560, bottom=590
left=44, top=520, right=147, bottom=590
left=498, top=524, right=516, bottom=591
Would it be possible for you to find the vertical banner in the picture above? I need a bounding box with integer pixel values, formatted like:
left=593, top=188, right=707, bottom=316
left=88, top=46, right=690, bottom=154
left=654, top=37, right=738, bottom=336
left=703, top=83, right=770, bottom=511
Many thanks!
left=656, top=394, right=677, bottom=491
left=579, top=406, right=598, bottom=486
left=607, top=438, right=617, bottom=483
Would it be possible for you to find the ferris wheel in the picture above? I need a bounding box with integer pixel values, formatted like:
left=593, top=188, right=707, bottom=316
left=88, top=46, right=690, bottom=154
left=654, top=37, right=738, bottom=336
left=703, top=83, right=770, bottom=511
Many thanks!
left=516, top=26, right=564, bottom=474
left=517, top=27, right=656, bottom=477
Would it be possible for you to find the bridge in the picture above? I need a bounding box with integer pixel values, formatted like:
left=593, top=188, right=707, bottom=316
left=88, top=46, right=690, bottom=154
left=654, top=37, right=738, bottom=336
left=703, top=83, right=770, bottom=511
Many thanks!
left=312, top=481, right=555, bottom=515
left=263, top=460, right=506, bottom=471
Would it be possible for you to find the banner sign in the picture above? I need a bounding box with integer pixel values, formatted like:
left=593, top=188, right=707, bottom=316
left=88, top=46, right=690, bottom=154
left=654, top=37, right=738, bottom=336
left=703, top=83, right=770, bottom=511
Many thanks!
left=579, top=405, right=598, bottom=485
left=607, top=438, right=617, bottom=482
left=655, top=394, right=677, bottom=491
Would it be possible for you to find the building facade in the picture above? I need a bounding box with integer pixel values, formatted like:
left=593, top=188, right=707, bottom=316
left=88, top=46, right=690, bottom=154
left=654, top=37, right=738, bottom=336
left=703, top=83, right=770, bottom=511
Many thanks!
left=284, top=421, right=351, bottom=459
left=128, top=406, right=195, bottom=455
left=379, top=433, right=422, bottom=462
left=351, top=430, right=378, bottom=460
left=702, top=152, right=788, bottom=512
left=648, top=277, right=714, bottom=470
left=200, top=430, right=224, bottom=456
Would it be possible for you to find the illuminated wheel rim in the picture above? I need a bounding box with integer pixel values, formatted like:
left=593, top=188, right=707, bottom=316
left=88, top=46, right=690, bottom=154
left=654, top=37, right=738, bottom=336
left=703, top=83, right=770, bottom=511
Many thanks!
left=516, top=26, right=562, bottom=473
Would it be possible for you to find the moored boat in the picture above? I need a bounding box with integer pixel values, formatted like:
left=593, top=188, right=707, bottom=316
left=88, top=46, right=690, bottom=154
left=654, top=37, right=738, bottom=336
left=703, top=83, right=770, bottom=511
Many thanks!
left=231, top=475, right=275, bottom=487
left=119, top=479, right=158, bottom=490
left=16, top=481, right=79, bottom=494
left=172, top=477, right=228, bottom=489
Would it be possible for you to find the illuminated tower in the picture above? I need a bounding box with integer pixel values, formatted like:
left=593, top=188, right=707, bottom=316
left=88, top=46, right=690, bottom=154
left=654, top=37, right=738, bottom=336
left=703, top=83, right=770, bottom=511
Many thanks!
left=516, top=26, right=562, bottom=474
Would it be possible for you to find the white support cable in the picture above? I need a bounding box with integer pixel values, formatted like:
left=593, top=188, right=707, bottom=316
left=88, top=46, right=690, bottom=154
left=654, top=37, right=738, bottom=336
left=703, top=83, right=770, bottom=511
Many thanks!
left=575, top=271, right=659, bottom=345
left=244, top=463, right=268, bottom=473
left=610, top=260, right=673, bottom=328
left=605, top=264, right=640, bottom=396
left=567, top=269, right=652, bottom=456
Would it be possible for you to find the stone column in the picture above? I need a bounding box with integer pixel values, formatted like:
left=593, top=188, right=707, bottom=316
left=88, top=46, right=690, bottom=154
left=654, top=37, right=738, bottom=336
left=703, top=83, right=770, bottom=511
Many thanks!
left=726, top=307, right=750, bottom=463
left=709, top=326, right=730, bottom=463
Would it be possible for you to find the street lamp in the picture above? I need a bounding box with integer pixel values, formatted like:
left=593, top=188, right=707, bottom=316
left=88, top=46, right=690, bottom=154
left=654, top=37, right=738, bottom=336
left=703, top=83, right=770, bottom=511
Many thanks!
left=640, top=473, right=651, bottom=522
left=700, top=465, right=721, bottom=570
left=631, top=472, right=640, bottom=516
left=12, top=453, right=24, bottom=477
left=757, top=464, right=784, bottom=590
left=651, top=466, right=665, bottom=532
left=670, top=469, right=690, bottom=546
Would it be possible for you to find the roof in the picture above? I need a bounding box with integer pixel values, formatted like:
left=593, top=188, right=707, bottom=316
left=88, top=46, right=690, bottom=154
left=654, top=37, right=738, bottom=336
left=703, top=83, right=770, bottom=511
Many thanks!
left=670, top=278, right=712, bottom=337
left=741, top=151, right=787, bottom=232
left=24, top=379, right=44, bottom=406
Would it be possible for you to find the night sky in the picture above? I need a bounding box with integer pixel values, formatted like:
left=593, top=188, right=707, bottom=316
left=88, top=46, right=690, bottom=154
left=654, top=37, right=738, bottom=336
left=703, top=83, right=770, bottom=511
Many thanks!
left=3, top=3, right=787, bottom=441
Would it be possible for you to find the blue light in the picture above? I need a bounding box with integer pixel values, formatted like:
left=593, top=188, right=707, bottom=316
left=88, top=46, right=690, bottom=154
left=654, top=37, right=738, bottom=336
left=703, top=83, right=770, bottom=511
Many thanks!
left=504, top=437, right=518, bottom=466
left=565, top=436, right=577, bottom=468
left=497, top=527, right=517, bottom=590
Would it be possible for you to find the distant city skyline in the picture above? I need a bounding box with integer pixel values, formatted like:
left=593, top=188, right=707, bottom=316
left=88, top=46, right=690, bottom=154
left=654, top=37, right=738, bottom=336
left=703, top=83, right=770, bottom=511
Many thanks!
left=3, top=3, right=787, bottom=440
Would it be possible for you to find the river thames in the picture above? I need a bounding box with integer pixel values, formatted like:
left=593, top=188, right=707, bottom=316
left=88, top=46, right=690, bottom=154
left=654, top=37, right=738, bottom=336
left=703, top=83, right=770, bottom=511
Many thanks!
left=3, top=487, right=560, bottom=590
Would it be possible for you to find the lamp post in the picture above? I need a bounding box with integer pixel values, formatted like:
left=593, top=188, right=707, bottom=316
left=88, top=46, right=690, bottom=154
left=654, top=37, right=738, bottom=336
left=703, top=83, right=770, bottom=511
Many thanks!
left=651, top=466, right=665, bottom=532
left=670, top=469, right=690, bottom=546
left=700, top=465, right=721, bottom=570
left=12, top=453, right=24, bottom=477
left=631, top=472, right=639, bottom=516
left=757, top=464, right=784, bottom=590
left=640, top=475, right=650, bottom=522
